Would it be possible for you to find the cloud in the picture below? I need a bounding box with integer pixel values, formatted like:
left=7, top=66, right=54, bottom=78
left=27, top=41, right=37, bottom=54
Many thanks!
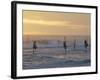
left=23, top=19, right=70, bottom=26
left=23, top=19, right=89, bottom=28
left=23, top=19, right=90, bottom=36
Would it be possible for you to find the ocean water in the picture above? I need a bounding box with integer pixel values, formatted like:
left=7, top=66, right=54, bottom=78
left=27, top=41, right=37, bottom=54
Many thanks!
left=23, top=35, right=91, bottom=69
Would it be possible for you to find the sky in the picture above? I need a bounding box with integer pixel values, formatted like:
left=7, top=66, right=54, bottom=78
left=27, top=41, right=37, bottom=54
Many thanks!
left=23, top=10, right=90, bottom=36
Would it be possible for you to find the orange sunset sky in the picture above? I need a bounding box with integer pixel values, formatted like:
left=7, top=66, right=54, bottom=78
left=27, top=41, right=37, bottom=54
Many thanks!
left=23, top=10, right=90, bottom=36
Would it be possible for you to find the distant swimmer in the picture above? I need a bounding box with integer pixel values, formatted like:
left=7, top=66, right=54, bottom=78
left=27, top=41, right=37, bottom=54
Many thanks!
left=33, top=41, right=37, bottom=54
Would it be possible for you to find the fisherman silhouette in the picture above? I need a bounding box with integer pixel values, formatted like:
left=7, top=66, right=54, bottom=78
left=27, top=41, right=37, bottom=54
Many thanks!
left=63, top=37, right=67, bottom=53
left=73, top=40, right=76, bottom=50
left=33, top=41, right=37, bottom=54
left=84, top=40, right=88, bottom=51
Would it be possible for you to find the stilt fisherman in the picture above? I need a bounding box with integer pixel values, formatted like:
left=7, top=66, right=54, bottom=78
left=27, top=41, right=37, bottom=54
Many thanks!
left=63, top=37, right=67, bottom=53
left=33, top=41, right=37, bottom=54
